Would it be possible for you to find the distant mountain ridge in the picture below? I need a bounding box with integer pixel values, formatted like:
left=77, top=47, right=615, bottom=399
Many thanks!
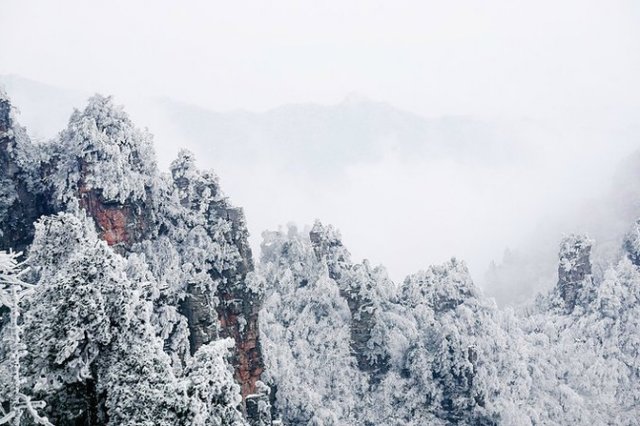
left=4, top=74, right=638, bottom=310
left=0, top=74, right=522, bottom=173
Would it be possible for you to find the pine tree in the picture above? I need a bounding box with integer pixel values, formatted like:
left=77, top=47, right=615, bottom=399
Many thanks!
left=21, top=213, right=187, bottom=424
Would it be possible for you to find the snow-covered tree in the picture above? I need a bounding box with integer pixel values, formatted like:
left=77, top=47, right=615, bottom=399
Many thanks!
left=259, top=225, right=369, bottom=425
left=23, top=214, right=134, bottom=389
left=95, top=303, right=187, bottom=426
left=309, top=221, right=395, bottom=378
left=555, top=234, right=594, bottom=313
left=7, top=87, right=640, bottom=426
left=183, top=339, right=246, bottom=426
left=20, top=213, right=187, bottom=424
left=0, top=250, right=52, bottom=425
left=51, top=94, right=157, bottom=205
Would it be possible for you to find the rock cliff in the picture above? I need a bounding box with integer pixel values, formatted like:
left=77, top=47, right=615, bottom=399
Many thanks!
left=556, top=234, right=593, bottom=312
left=0, top=93, right=268, bottom=424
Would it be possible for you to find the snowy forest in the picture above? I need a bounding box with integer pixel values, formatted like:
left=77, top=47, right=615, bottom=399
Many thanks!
left=1, top=88, right=640, bottom=426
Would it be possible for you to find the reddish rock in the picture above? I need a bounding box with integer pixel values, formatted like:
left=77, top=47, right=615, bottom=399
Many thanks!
left=74, top=162, right=266, bottom=408
left=217, top=290, right=264, bottom=399
left=77, top=183, right=151, bottom=252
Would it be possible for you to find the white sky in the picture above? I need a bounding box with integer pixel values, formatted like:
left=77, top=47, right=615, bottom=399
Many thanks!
left=1, top=1, right=640, bottom=289
left=1, top=0, right=639, bottom=118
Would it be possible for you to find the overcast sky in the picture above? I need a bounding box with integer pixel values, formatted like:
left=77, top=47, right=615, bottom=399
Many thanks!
left=2, top=0, right=639, bottom=118
left=2, top=1, right=640, bottom=291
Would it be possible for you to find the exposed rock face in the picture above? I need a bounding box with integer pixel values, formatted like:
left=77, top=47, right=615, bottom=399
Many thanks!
left=168, top=151, right=265, bottom=401
left=173, top=203, right=264, bottom=401
left=557, top=234, right=593, bottom=312
left=213, top=208, right=264, bottom=400
left=0, top=94, right=9, bottom=132
left=1, top=93, right=269, bottom=423
left=180, top=283, right=219, bottom=355
left=0, top=92, right=53, bottom=253
left=309, top=222, right=348, bottom=280
left=78, top=185, right=153, bottom=252
left=310, top=222, right=389, bottom=378
left=75, top=163, right=266, bottom=417
left=340, top=264, right=391, bottom=380
left=623, top=219, right=640, bottom=267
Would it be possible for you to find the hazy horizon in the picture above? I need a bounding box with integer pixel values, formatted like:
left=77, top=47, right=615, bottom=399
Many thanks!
left=2, top=1, right=640, bottom=303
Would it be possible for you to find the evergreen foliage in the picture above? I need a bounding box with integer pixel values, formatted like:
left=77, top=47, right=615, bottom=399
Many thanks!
left=2, top=91, right=640, bottom=425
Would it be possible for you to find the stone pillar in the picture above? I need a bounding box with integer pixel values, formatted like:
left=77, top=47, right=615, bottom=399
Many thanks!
left=557, top=234, right=593, bottom=312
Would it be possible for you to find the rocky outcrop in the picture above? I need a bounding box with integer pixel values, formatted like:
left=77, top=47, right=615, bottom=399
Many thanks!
left=0, top=92, right=53, bottom=253
left=557, top=234, right=593, bottom=312
left=309, top=221, right=350, bottom=281
left=77, top=184, right=154, bottom=252
left=310, top=222, right=390, bottom=379
left=75, top=154, right=266, bottom=418
left=347, top=294, right=389, bottom=379
left=623, top=219, right=640, bottom=267
left=214, top=208, right=264, bottom=400
left=1, top=92, right=270, bottom=424
left=168, top=150, right=265, bottom=401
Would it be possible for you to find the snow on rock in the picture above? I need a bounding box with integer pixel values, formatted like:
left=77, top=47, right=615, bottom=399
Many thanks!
left=260, top=220, right=640, bottom=425
left=0, top=92, right=54, bottom=253
left=3, top=90, right=640, bottom=426
left=556, top=234, right=594, bottom=312
left=53, top=94, right=157, bottom=205
left=0, top=93, right=267, bottom=425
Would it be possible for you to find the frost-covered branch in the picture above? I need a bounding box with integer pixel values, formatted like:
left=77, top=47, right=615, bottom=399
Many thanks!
left=0, top=250, right=53, bottom=426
